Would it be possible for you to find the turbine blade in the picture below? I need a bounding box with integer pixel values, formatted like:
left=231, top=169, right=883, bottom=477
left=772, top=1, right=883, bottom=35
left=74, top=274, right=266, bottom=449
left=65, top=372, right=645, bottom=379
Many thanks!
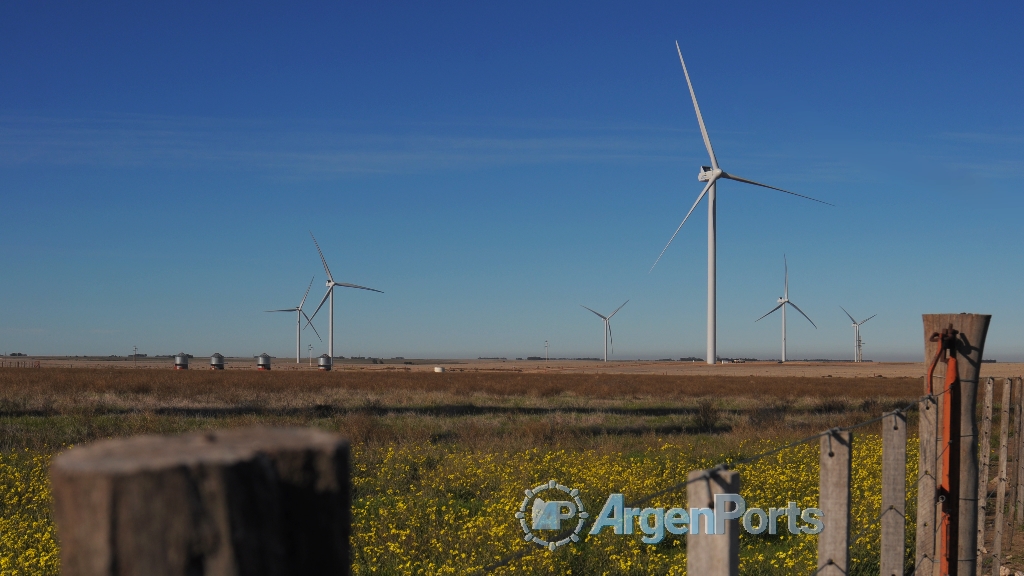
left=649, top=177, right=715, bottom=272
left=299, top=275, right=314, bottom=310
left=840, top=306, right=857, bottom=324
left=784, top=255, right=788, bottom=299
left=860, top=314, right=877, bottom=325
left=265, top=308, right=298, bottom=313
left=788, top=301, right=817, bottom=328
left=608, top=299, right=629, bottom=319
left=755, top=303, right=784, bottom=323
left=580, top=305, right=607, bottom=320
left=608, top=320, right=613, bottom=354
left=310, top=232, right=335, bottom=283
left=302, top=311, right=323, bottom=342
left=306, top=288, right=331, bottom=325
left=720, top=172, right=834, bottom=206
left=675, top=42, right=718, bottom=169
left=334, top=282, right=383, bottom=294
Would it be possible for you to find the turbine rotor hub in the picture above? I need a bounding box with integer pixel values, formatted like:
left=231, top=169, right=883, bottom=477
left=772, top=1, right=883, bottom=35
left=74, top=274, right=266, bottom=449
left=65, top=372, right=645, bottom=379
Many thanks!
left=698, top=167, right=723, bottom=182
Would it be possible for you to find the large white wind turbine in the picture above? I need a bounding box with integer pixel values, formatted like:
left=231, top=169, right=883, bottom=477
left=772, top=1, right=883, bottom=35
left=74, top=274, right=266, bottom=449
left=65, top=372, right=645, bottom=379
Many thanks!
left=306, top=233, right=382, bottom=358
left=580, top=300, right=628, bottom=362
left=651, top=42, right=832, bottom=365
left=841, top=307, right=876, bottom=363
left=755, top=257, right=816, bottom=362
left=266, top=276, right=322, bottom=363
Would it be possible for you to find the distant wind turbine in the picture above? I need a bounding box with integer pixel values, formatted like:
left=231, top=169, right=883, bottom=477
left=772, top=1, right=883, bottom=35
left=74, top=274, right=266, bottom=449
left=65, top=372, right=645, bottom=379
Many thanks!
left=581, top=300, right=628, bottom=362
left=651, top=42, right=832, bottom=365
left=306, top=233, right=382, bottom=358
left=266, top=276, right=322, bottom=363
left=755, top=257, right=816, bottom=362
left=841, top=307, right=876, bottom=363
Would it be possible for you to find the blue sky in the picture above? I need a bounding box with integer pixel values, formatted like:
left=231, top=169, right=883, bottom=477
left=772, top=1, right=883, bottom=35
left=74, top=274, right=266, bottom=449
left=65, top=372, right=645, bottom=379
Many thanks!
left=2, top=2, right=1022, bottom=361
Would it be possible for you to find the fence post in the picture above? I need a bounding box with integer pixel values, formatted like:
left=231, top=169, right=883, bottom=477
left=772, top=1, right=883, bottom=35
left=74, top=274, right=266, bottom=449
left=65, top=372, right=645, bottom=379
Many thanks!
left=881, top=411, right=907, bottom=576
left=1009, top=378, right=1019, bottom=534
left=923, top=313, right=992, bottom=575
left=977, top=377, right=994, bottom=574
left=686, top=468, right=740, bottom=576
left=818, top=430, right=851, bottom=576
left=50, top=426, right=351, bottom=576
left=992, top=378, right=1012, bottom=575
left=1008, top=377, right=1024, bottom=550
left=1011, top=375, right=1019, bottom=528
left=917, top=394, right=939, bottom=572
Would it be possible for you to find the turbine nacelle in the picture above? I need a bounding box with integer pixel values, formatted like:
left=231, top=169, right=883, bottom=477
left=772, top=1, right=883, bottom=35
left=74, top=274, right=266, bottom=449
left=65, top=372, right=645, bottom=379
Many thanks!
left=698, top=166, right=718, bottom=182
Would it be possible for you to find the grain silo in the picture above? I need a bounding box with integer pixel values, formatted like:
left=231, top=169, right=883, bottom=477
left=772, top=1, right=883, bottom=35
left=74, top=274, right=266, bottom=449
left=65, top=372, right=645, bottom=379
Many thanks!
left=318, top=354, right=332, bottom=371
left=174, top=353, right=189, bottom=370
left=257, top=353, right=271, bottom=371
left=210, top=353, right=225, bottom=370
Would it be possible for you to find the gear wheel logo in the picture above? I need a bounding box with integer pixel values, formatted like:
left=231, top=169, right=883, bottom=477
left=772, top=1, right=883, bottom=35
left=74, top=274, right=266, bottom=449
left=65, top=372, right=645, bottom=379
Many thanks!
left=516, top=480, right=588, bottom=550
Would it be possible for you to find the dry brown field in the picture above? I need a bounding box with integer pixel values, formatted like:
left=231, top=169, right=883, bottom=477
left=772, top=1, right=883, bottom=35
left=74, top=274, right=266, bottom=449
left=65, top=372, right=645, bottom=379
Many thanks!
left=4, top=362, right=1021, bottom=452
left=0, top=364, right=935, bottom=452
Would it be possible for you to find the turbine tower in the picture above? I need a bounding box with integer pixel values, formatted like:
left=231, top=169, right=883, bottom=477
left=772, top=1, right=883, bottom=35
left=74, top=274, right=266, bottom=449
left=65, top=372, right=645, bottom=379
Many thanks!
left=755, top=257, right=816, bottom=362
left=306, top=233, right=382, bottom=358
left=841, top=307, right=876, bottom=363
left=265, top=276, right=322, bottom=363
left=580, top=300, right=628, bottom=362
left=651, top=42, right=831, bottom=365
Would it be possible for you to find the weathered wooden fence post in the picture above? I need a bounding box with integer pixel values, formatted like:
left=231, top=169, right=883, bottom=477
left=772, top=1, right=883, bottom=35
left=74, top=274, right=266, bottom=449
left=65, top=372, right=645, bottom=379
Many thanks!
left=1015, top=378, right=1024, bottom=529
left=917, top=393, right=939, bottom=572
left=977, top=377, right=994, bottom=575
left=818, top=430, right=851, bottom=576
left=1007, top=377, right=1024, bottom=551
left=686, top=468, right=740, bottom=576
left=923, top=313, right=992, bottom=575
left=881, top=411, right=907, bottom=576
left=992, top=377, right=1012, bottom=575
left=50, top=426, right=351, bottom=576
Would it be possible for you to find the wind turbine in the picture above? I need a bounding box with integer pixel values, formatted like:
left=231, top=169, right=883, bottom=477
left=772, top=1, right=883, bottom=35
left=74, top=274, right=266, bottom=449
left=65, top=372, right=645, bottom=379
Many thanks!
left=755, top=257, right=816, bottom=362
left=306, top=233, right=382, bottom=358
left=580, top=300, right=628, bottom=362
left=651, top=42, right=832, bottom=365
left=841, top=307, right=876, bottom=363
left=265, top=276, right=322, bottom=363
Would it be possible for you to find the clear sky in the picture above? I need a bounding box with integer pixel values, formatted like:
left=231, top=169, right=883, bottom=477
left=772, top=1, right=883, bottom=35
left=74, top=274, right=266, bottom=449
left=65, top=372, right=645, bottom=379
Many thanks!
left=2, top=2, right=1023, bottom=361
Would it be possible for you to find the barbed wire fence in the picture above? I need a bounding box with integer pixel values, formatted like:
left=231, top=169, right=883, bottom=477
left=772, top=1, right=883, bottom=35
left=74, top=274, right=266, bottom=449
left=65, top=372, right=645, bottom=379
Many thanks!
left=471, top=375, right=1024, bottom=576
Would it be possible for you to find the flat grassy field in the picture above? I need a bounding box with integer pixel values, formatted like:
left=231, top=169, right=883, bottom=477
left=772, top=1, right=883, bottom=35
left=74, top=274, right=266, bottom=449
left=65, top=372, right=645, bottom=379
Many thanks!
left=0, top=366, right=1011, bottom=575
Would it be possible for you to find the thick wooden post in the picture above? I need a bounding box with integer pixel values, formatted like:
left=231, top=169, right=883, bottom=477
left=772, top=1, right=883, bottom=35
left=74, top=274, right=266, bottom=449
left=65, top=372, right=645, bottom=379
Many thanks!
left=686, top=468, right=740, bottom=576
left=818, top=430, right=851, bottom=575
left=992, top=378, right=1012, bottom=576
left=923, top=313, right=992, bottom=575
left=917, top=394, right=939, bottom=572
left=50, top=427, right=351, bottom=576
left=881, top=411, right=908, bottom=576
left=977, top=377, right=994, bottom=575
